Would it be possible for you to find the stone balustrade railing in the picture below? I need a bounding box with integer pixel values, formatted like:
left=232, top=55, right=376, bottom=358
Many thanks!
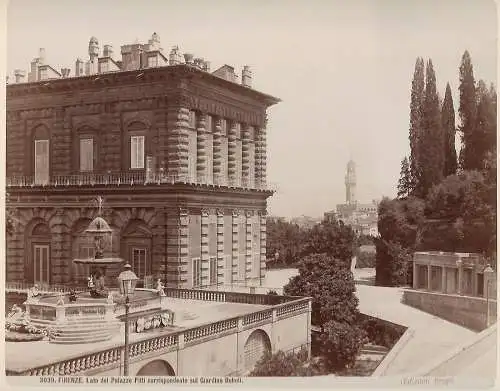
left=6, top=281, right=82, bottom=294
left=8, top=294, right=311, bottom=376
left=6, top=172, right=277, bottom=192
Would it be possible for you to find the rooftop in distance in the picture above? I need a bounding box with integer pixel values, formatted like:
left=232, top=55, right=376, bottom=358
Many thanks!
left=9, top=33, right=254, bottom=89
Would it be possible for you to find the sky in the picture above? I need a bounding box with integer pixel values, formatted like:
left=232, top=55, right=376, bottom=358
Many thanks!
left=6, top=0, right=498, bottom=218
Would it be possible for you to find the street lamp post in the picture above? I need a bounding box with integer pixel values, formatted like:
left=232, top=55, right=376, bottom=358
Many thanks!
left=117, top=264, right=139, bottom=376
left=483, top=264, right=494, bottom=328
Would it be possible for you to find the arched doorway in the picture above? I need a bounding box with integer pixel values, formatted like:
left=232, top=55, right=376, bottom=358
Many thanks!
left=25, top=220, right=51, bottom=285
left=136, top=360, right=175, bottom=376
left=243, top=329, right=272, bottom=373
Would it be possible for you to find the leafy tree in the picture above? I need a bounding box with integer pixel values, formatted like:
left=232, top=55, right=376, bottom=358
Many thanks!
left=418, top=59, right=444, bottom=197
left=458, top=50, right=477, bottom=170
left=284, top=254, right=359, bottom=327
left=375, top=197, right=425, bottom=286
left=355, top=250, right=376, bottom=268
left=249, top=349, right=324, bottom=376
left=319, top=321, right=368, bottom=372
left=409, top=57, right=425, bottom=194
left=442, top=82, right=457, bottom=176
left=397, top=156, right=412, bottom=199
left=301, top=219, right=356, bottom=265
left=266, top=217, right=304, bottom=268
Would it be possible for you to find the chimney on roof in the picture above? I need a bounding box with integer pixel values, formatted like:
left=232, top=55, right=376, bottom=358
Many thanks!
left=242, top=65, right=252, bottom=88
left=14, top=69, right=26, bottom=83
left=75, top=58, right=85, bottom=77
left=61, top=68, right=71, bottom=78
left=169, top=46, right=181, bottom=65
left=183, top=53, right=194, bottom=65
left=38, top=48, right=46, bottom=65
left=203, top=61, right=211, bottom=72
left=103, top=45, right=114, bottom=58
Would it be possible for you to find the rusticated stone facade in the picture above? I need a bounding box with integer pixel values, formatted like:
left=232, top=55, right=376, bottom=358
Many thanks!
left=6, top=64, right=279, bottom=289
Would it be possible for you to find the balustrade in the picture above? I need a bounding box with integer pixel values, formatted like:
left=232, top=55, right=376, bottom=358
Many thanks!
left=6, top=172, right=275, bottom=191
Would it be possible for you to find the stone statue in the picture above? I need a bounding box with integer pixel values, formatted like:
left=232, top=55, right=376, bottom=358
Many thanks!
left=56, top=292, right=65, bottom=306
left=89, top=269, right=108, bottom=298
left=156, top=279, right=165, bottom=296
left=28, top=284, right=40, bottom=299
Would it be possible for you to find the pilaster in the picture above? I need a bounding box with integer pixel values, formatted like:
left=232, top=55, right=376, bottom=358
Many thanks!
left=259, top=211, right=267, bottom=283
left=427, top=264, right=432, bottom=291
left=196, top=113, right=208, bottom=183
left=232, top=210, right=240, bottom=282
left=441, top=266, right=446, bottom=293
left=241, top=124, right=251, bottom=188
left=255, top=127, right=267, bottom=189
left=413, top=260, right=418, bottom=289
left=227, top=120, right=238, bottom=186
left=245, top=211, right=253, bottom=282
left=213, top=117, right=223, bottom=185
left=216, top=209, right=225, bottom=285
left=166, top=100, right=190, bottom=181
left=201, top=209, right=210, bottom=286
left=456, top=259, right=463, bottom=295
left=165, top=208, right=189, bottom=287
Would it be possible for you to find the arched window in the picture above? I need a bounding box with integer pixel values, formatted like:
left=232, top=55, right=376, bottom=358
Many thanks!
left=243, top=329, right=272, bottom=373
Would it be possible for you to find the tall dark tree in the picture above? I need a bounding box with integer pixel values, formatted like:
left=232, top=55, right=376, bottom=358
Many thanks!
left=408, top=57, right=425, bottom=194
left=397, top=156, right=412, bottom=199
left=469, top=80, right=497, bottom=171
left=441, top=83, right=457, bottom=176
left=418, top=59, right=444, bottom=196
left=458, top=50, right=477, bottom=170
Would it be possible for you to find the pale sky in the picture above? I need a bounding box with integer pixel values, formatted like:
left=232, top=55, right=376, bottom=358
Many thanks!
left=6, top=0, right=498, bottom=218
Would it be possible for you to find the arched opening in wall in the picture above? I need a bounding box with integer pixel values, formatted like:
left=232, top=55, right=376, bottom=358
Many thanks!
left=121, top=219, right=153, bottom=286
left=25, top=220, right=51, bottom=286
left=136, top=359, right=175, bottom=376
left=243, top=329, right=272, bottom=374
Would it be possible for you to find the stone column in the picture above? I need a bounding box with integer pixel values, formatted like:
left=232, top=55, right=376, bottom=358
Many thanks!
left=241, top=124, right=251, bottom=188
left=166, top=98, right=190, bottom=181
left=201, top=209, right=210, bottom=287
left=196, top=113, right=208, bottom=184
left=216, top=209, right=225, bottom=285
left=259, top=211, right=267, bottom=284
left=413, top=260, right=418, bottom=289
left=227, top=120, right=238, bottom=186
left=441, top=266, right=447, bottom=293
left=245, top=211, right=253, bottom=284
left=212, top=117, right=223, bottom=185
left=232, top=210, right=240, bottom=283
left=456, top=259, right=463, bottom=295
left=427, top=264, right=432, bottom=291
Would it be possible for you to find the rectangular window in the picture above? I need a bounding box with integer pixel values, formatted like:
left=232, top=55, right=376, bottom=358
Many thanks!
left=209, top=256, right=217, bottom=286
left=132, top=248, right=147, bottom=278
left=130, top=136, right=145, bottom=169
left=192, top=258, right=202, bottom=288
left=34, top=139, right=49, bottom=185
left=79, top=138, right=94, bottom=171
left=148, top=56, right=158, bottom=68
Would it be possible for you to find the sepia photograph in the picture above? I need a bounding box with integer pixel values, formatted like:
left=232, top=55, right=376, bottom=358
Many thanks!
left=2, top=0, right=498, bottom=388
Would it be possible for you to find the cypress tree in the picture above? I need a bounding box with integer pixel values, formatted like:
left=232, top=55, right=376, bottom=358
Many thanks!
left=458, top=50, right=476, bottom=170
left=418, top=59, right=444, bottom=196
left=471, top=80, right=497, bottom=171
left=397, top=157, right=411, bottom=199
left=409, top=57, right=425, bottom=195
left=441, top=83, right=457, bottom=176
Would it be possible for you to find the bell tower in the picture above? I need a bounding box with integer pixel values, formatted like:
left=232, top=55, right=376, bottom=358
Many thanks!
left=345, top=159, right=356, bottom=205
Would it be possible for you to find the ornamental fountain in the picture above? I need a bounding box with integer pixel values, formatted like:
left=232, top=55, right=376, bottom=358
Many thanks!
left=7, top=196, right=174, bottom=345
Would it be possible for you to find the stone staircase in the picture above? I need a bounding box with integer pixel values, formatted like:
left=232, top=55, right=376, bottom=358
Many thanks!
left=47, top=316, right=122, bottom=344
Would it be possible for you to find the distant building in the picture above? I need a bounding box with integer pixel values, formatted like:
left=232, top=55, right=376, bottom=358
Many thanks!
left=289, top=215, right=322, bottom=230
left=324, top=159, right=379, bottom=236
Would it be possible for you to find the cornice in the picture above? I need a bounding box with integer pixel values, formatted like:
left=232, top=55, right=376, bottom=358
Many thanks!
left=6, top=65, right=280, bottom=107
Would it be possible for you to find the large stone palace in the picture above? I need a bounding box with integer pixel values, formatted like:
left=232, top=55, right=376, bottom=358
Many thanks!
left=6, top=34, right=280, bottom=289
